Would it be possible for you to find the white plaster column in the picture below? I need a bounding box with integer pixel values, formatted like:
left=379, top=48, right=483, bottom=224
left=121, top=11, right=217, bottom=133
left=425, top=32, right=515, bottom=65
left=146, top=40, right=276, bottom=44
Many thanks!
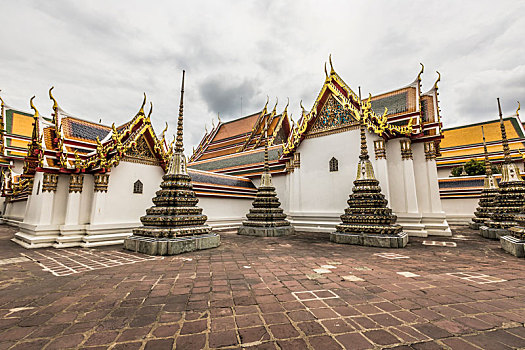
left=423, top=141, right=452, bottom=236
left=373, top=139, right=390, bottom=202
left=55, top=174, right=85, bottom=247
left=397, top=138, right=426, bottom=236
left=12, top=172, right=60, bottom=248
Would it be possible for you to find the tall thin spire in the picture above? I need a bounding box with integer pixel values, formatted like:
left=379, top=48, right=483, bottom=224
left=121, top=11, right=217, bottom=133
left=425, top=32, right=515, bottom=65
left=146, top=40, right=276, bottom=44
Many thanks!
left=264, top=113, right=269, bottom=173
left=175, top=70, right=185, bottom=153
left=498, top=98, right=511, bottom=163
left=481, top=126, right=492, bottom=176
left=359, top=117, right=368, bottom=161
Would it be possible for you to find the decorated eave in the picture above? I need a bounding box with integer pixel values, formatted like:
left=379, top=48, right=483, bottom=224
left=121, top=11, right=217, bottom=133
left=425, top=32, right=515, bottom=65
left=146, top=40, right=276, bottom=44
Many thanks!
left=189, top=100, right=291, bottom=163
left=281, top=58, right=443, bottom=158
left=38, top=91, right=171, bottom=174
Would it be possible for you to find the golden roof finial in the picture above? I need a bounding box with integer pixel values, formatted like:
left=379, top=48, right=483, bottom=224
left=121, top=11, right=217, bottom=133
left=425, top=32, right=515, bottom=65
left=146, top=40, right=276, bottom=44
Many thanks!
left=30, top=96, right=39, bottom=119
left=111, top=122, right=118, bottom=134
left=217, top=112, right=221, bottom=123
left=324, top=62, right=328, bottom=78
left=517, top=101, right=521, bottom=117
left=284, top=97, right=289, bottom=112
left=300, top=100, right=306, bottom=114
left=272, top=97, right=278, bottom=112
left=329, top=54, right=335, bottom=75
left=139, top=93, right=146, bottom=115
left=264, top=95, right=269, bottom=110
left=418, top=63, right=424, bottom=81
left=49, top=86, right=58, bottom=110
left=434, top=71, right=441, bottom=90
left=205, top=125, right=208, bottom=134
left=160, top=121, right=168, bottom=140
left=211, top=117, right=215, bottom=129
left=146, top=102, right=153, bottom=123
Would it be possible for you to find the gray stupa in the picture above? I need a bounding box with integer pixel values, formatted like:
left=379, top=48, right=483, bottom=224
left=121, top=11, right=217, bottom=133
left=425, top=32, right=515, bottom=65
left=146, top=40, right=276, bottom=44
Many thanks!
left=124, top=71, right=220, bottom=255
left=238, top=114, right=294, bottom=237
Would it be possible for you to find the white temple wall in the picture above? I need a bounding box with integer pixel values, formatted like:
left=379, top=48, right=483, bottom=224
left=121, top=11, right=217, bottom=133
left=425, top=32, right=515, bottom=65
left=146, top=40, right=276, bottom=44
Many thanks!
left=287, top=128, right=378, bottom=232
left=83, top=161, right=165, bottom=247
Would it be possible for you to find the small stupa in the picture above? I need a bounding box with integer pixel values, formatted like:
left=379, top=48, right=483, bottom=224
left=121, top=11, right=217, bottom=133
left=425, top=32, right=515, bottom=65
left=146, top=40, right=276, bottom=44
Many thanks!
left=238, top=112, right=294, bottom=237
left=124, top=71, right=220, bottom=255
left=480, top=98, right=525, bottom=240
left=469, top=126, right=499, bottom=230
left=330, top=97, right=408, bottom=248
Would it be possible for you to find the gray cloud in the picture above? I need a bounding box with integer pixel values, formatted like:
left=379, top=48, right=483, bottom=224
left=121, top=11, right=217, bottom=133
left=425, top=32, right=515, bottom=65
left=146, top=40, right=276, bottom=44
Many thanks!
left=199, top=75, right=261, bottom=118
left=0, top=0, right=524, bottom=151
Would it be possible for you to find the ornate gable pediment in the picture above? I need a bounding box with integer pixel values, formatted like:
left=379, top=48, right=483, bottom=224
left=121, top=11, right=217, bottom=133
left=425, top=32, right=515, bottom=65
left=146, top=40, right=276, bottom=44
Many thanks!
left=306, top=94, right=359, bottom=138
left=123, top=135, right=159, bottom=165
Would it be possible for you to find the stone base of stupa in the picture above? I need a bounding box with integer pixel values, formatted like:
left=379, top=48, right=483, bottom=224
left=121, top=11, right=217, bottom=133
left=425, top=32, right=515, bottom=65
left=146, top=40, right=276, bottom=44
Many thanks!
left=124, top=232, right=220, bottom=256
left=330, top=231, right=408, bottom=248
left=500, top=235, right=525, bottom=258
left=238, top=225, right=294, bottom=237
left=469, top=222, right=483, bottom=230
left=479, top=226, right=507, bottom=240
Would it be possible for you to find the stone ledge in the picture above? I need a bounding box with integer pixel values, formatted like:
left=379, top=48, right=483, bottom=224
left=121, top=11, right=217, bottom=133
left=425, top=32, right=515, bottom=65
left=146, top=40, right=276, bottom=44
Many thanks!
left=330, top=231, right=408, bottom=248
left=500, top=235, right=525, bottom=258
left=237, top=225, right=294, bottom=237
left=124, top=233, right=221, bottom=256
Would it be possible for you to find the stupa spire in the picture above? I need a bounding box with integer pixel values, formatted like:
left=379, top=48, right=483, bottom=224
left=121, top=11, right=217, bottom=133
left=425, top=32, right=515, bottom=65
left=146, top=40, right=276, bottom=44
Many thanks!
left=498, top=98, right=511, bottom=164
left=175, top=70, right=185, bottom=153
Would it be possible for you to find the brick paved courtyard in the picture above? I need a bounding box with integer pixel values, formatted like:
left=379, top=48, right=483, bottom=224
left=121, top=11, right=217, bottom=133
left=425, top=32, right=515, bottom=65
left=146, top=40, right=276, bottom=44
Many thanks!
left=0, top=225, right=524, bottom=350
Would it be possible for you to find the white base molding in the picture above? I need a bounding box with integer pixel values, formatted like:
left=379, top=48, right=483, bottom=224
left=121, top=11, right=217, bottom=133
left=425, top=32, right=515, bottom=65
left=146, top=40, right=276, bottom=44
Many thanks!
left=12, top=223, right=60, bottom=248
left=422, top=213, right=452, bottom=237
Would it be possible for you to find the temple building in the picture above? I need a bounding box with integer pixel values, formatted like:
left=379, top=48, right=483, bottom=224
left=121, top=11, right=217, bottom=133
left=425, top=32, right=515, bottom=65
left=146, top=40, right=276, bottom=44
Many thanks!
left=437, top=104, right=524, bottom=224
left=1, top=59, right=453, bottom=249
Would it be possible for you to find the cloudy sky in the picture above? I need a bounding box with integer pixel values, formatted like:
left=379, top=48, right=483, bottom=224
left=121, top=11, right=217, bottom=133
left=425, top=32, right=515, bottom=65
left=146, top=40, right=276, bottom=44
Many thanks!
left=1, top=1, right=524, bottom=151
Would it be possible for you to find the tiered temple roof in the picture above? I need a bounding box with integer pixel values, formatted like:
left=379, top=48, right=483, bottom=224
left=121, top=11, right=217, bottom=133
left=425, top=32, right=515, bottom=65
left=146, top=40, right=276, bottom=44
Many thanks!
left=189, top=59, right=443, bottom=178
left=437, top=105, right=524, bottom=170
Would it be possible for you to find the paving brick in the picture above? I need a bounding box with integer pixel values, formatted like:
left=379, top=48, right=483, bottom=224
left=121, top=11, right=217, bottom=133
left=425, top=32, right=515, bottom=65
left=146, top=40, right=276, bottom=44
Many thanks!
left=336, top=332, right=374, bottom=349
left=363, top=329, right=400, bottom=346
left=176, top=333, right=206, bottom=349
left=269, top=323, right=300, bottom=339
left=209, top=330, right=238, bottom=348
left=308, top=335, right=343, bottom=349
left=144, top=338, right=174, bottom=349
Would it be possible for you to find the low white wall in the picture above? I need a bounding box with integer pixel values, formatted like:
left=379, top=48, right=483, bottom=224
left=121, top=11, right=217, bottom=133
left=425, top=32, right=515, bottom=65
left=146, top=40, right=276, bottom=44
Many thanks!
left=441, top=197, right=478, bottom=225
left=199, top=196, right=253, bottom=230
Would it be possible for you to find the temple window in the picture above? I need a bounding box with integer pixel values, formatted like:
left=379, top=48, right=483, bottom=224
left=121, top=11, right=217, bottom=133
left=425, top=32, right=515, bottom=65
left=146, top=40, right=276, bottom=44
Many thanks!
left=133, top=180, right=143, bottom=194
left=329, top=157, right=339, bottom=172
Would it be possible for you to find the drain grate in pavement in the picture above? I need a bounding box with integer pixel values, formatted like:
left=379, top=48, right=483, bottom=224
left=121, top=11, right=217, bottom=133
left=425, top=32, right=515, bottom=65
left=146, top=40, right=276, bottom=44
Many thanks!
left=22, top=249, right=163, bottom=277
left=447, top=272, right=506, bottom=284
left=374, top=252, right=410, bottom=259
left=292, top=289, right=339, bottom=302
left=423, top=241, right=457, bottom=247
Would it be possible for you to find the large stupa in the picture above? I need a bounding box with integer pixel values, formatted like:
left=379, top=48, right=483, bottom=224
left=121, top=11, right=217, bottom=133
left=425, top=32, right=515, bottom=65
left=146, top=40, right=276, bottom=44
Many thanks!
left=480, top=99, right=525, bottom=240
left=124, top=71, right=220, bottom=255
left=330, top=97, right=408, bottom=248
left=469, top=126, right=499, bottom=230
left=238, top=111, right=294, bottom=237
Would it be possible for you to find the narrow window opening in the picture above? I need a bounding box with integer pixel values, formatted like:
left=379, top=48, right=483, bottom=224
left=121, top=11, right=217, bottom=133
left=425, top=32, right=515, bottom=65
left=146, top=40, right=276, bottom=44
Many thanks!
left=133, top=180, right=143, bottom=194
left=329, top=157, right=339, bottom=172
